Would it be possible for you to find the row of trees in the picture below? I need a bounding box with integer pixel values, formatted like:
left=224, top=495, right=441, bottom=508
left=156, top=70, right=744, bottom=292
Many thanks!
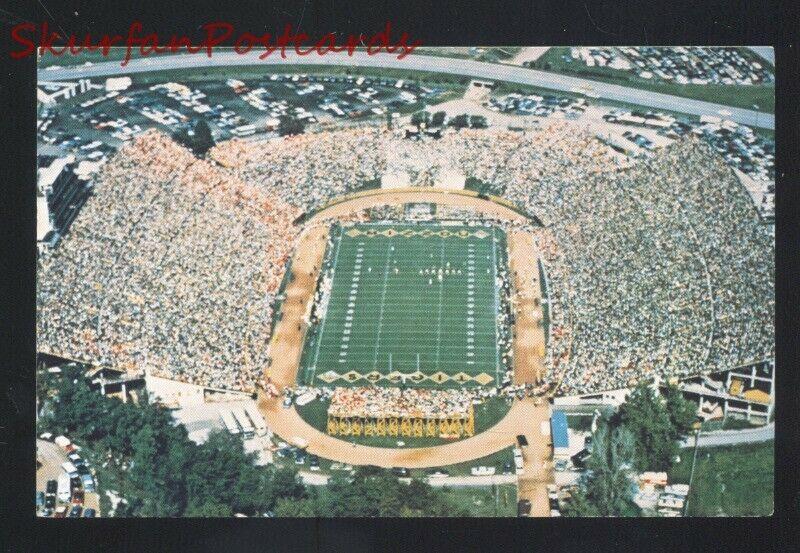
left=173, top=114, right=306, bottom=157
left=38, top=365, right=477, bottom=517
left=563, top=381, right=697, bottom=516
left=410, top=110, right=488, bottom=130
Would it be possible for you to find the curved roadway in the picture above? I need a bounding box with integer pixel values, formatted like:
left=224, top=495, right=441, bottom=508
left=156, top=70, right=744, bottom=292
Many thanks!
left=39, top=50, right=773, bottom=130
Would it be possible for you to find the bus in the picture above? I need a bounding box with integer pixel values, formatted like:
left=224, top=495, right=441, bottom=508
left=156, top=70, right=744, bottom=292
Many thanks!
left=232, top=409, right=255, bottom=439
left=220, top=410, right=241, bottom=436
left=244, top=403, right=269, bottom=437
left=232, top=124, right=256, bottom=137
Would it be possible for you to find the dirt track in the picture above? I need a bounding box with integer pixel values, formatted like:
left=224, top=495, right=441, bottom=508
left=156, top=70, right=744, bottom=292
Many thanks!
left=258, top=190, right=553, bottom=514
left=508, top=230, right=546, bottom=384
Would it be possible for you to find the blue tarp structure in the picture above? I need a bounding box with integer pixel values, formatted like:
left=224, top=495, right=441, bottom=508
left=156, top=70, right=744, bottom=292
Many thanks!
left=551, top=410, right=569, bottom=449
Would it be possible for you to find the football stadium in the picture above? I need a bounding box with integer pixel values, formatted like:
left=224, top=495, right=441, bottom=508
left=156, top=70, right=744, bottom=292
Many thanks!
left=37, top=90, right=774, bottom=516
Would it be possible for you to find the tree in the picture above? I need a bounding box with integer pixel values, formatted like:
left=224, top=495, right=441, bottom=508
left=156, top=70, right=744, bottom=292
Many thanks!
left=449, top=114, right=470, bottom=129
left=470, top=115, right=488, bottom=129
left=184, top=499, right=233, bottom=517
left=430, top=111, right=446, bottom=127
left=563, top=422, right=640, bottom=517
left=663, top=384, right=696, bottom=440
left=613, top=381, right=679, bottom=472
left=273, top=497, right=316, bottom=517
left=410, top=110, right=431, bottom=128
left=174, top=119, right=215, bottom=156
left=190, top=119, right=215, bottom=155
left=278, top=115, right=305, bottom=136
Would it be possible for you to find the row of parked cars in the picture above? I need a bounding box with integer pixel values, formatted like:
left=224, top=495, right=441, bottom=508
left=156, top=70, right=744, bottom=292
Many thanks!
left=38, top=432, right=97, bottom=518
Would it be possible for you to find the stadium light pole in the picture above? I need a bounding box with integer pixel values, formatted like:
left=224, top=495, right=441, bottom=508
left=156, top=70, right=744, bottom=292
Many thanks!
left=684, top=424, right=701, bottom=516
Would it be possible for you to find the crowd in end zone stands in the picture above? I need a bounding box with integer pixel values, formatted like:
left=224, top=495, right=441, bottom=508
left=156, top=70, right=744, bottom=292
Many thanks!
left=38, top=120, right=774, bottom=400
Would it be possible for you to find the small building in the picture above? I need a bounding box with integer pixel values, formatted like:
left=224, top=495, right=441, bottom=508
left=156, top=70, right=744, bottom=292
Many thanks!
left=551, top=410, right=570, bottom=460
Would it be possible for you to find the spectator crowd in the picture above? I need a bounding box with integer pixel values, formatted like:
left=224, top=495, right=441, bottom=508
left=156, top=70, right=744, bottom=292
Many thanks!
left=38, top=120, right=774, bottom=398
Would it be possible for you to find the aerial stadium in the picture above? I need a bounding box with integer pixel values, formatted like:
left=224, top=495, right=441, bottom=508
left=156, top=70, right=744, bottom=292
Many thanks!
left=36, top=63, right=775, bottom=517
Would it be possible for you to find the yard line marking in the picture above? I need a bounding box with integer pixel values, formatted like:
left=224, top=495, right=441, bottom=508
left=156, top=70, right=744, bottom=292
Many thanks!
left=310, top=227, right=344, bottom=383
left=371, top=242, right=394, bottom=370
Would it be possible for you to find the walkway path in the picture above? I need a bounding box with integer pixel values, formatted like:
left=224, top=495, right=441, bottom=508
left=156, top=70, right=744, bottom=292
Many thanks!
left=680, top=422, right=774, bottom=448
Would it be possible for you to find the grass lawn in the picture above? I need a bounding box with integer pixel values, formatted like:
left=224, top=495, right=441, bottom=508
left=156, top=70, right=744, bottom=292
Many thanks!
left=295, top=396, right=512, bottom=449
left=440, top=484, right=517, bottom=517
left=566, top=414, right=594, bottom=432
left=668, top=440, right=773, bottom=516
left=701, top=417, right=763, bottom=432
left=299, top=223, right=509, bottom=388
left=532, top=47, right=774, bottom=114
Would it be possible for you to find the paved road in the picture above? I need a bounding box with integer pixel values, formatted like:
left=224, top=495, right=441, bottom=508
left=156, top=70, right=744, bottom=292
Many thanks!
left=39, top=51, right=773, bottom=130
left=299, top=471, right=517, bottom=487
left=680, top=422, right=774, bottom=448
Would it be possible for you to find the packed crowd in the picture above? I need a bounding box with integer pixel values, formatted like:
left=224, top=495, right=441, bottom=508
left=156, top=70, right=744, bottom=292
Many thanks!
left=209, top=128, right=387, bottom=213
left=328, top=386, right=474, bottom=420
left=39, top=120, right=774, bottom=398
left=37, top=130, right=300, bottom=392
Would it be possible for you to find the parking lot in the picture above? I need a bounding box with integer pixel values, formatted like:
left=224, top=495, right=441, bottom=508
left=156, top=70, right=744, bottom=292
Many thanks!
left=36, top=438, right=100, bottom=517
left=39, top=72, right=453, bottom=152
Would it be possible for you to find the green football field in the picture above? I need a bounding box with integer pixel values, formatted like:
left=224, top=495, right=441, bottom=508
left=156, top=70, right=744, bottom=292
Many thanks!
left=299, top=222, right=508, bottom=388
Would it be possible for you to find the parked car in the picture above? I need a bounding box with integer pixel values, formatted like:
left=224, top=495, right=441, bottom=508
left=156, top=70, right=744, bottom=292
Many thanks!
left=391, top=467, right=410, bottom=477
left=53, top=505, right=68, bottom=518
left=36, top=491, right=45, bottom=508
left=516, top=435, right=528, bottom=447
left=45, top=495, right=56, bottom=510
left=294, top=451, right=306, bottom=465
left=46, top=480, right=57, bottom=495
left=571, top=448, right=591, bottom=470
left=517, top=499, right=532, bottom=517
left=72, top=490, right=85, bottom=505
left=81, top=474, right=95, bottom=492
left=309, top=456, right=321, bottom=471
left=502, top=462, right=514, bottom=475
left=68, top=505, right=83, bottom=518
left=83, top=508, right=96, bottom=518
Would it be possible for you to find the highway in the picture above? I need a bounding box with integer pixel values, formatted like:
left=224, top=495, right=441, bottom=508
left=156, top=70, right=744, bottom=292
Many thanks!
left=39, top=50, right=774, bottom=130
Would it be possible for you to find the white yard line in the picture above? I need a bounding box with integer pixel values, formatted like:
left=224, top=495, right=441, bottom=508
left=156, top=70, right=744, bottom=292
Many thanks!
left=371, top=242, right=394, bottom=370
left=309, top=228, right=344, bottom=382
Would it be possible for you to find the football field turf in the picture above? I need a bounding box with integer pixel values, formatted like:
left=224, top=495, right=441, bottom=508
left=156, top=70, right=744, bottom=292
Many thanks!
left=299, top=223, right=508, bottom=388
